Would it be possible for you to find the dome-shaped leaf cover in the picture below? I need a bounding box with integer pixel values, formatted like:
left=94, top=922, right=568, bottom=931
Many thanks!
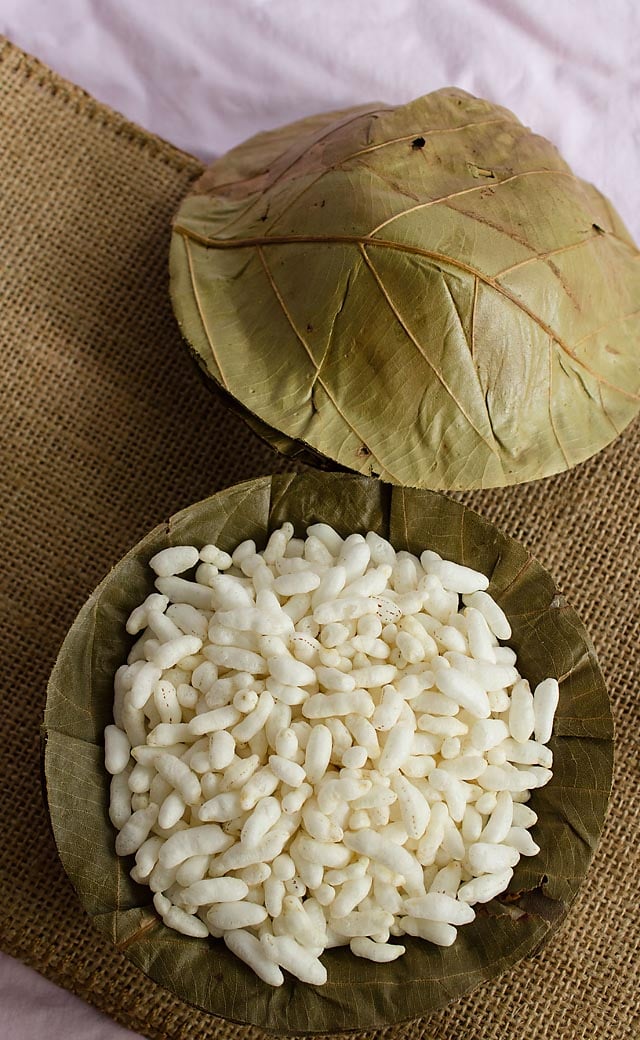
left=170, top=90, right=640, bottom=490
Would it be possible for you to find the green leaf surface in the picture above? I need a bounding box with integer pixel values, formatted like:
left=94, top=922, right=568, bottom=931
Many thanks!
left=170, top=89, right=640, bottom=490
left=44, top=473, right=613, bottom=1033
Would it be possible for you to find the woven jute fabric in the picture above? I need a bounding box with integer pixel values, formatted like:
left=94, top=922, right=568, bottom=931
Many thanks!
left=0, top=37, right=637, bottom=1040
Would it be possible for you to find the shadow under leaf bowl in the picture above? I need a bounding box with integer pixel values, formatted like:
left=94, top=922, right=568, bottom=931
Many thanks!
left=43, top=471, right=613, bottom=1035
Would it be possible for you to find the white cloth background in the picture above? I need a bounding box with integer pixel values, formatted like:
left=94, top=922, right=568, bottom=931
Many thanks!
left=0, top=1, right=638, bottom=1036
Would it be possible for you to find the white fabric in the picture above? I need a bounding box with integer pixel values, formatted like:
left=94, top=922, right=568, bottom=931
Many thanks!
left=0, top=952, right=139, bottom=1038
left=1, top=0, right=639, bottom=237
left=0, top=1, right=637, bottom=1036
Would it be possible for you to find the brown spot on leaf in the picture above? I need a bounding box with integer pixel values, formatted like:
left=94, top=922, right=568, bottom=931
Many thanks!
left=468, top=162, right=496, bottom=179
left=412, top=137, right=426, bottom=150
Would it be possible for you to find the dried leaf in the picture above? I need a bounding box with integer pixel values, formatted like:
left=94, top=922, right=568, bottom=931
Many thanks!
left=43, top=473, right=612, bottom=1033
left=170, top=89, right=640, bottom=490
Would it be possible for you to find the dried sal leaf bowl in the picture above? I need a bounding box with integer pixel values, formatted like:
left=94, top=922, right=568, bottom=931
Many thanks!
left=43, top=471, right=613, bottom=1034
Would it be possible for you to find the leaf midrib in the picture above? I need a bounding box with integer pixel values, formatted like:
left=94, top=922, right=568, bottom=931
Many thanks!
left=172, top=224, right=640, bottom=403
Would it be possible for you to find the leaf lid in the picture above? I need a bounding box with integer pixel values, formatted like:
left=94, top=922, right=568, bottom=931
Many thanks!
left=170, top=89, right=640, bottom=490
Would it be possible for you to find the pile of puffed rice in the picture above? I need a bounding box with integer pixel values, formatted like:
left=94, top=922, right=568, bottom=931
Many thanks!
left=105, top=524, right=558, bottom=986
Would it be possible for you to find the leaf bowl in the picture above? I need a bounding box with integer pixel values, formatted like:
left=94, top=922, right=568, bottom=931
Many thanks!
left=43, top=471, right=613, bottom=1034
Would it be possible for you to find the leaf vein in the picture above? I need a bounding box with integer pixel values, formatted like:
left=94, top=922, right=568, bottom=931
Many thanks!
left=264, top=116, right=516, bottom=235
left=310, top=266, right=357, bottom=396
left=183, top=237, right=230, bottom=391
left=359, top=243, right=502, bottom=460
left=596, top=382, right=620, bottom=436
left=494, top=233, right=606, bottom=278
left=470, top=275, right=478, bottom=358
left=340, top=115, right=515, bottom=162
left=571, top=306, right=640, bottom=349
left=368, top=168, right=583, bottom=236
left=174, top=227, right=640, bottom=403
left=212, top=104, right=392, bottom=237
left=548, top=338, right=571, bottom=468
left=256, top=246, right=400, bottom=482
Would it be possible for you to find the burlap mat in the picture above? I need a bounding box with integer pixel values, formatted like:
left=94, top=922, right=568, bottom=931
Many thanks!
left=0, top=37, right=637, bottom=1040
